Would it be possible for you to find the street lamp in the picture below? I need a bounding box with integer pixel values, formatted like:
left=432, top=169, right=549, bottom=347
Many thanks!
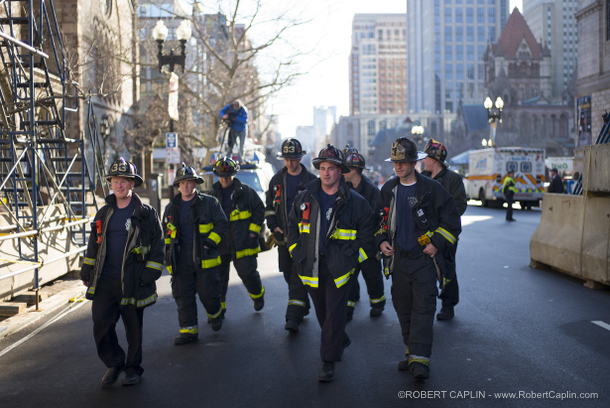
left=411, top=125, right=425, bottom=142
left=152, top=20, right=192, bottom=73
left=484, top=96, right=503, bottom=147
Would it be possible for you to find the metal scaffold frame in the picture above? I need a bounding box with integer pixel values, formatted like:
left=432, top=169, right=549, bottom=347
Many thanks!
left=0, top=0, right=107, bottom=308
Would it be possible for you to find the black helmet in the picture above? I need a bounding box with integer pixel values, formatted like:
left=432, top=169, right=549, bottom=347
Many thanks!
left=106, top=157, right=143, bottom=187
left=213, top=156, right=239, bottom=177
left=312, top=144, right=350, bottom=174
left=173, top=163, right=204, bottom=186
left=385, top=137, right=427, bottom=163
left=277, top=138, right=306, bottom=159
left=343, top=144, right=358, bottom=156
left=345, top=151, right=368, bottom=170
left=424, top=138, right=450, bottom=168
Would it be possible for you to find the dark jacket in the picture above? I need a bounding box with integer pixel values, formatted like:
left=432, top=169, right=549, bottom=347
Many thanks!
left=162, top=191, right=228, bottom=273
left=210, top=178, right=265, bottom=258
left=548, top=174, right=564, bottom=194
left=265, top=164, right=317, bottom=243
left=80, top=193, right=164, bottom=308
left=287, top=178, right=375, bottom=288
left=421, top=168, right=468, bottom=216
left=347, top=174, right=380, bottom=256
left=375, top=173, right=461, bottom=276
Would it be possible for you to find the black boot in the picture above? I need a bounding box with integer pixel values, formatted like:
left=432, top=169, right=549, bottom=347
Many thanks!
left=318, top=361, right=335, bottom=382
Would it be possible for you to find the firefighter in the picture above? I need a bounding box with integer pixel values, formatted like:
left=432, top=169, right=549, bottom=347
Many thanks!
left=209, top=157, right=265, bottom=316
left=342, top=148, right=386, bottom=320
left=376, top=138, right=461, bottom=380
left=80, top=158, right=164, bottom=387
left=162, top=164, right=228, bottom=345
left=287, top=144, right=375, bottom=382
left=421, top=139, right=467, bottom=321
left=265, top=138, right=317, bottom=333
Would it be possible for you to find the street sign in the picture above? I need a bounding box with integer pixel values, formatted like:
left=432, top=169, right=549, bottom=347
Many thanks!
left=166, top=133, right=178, bottom=149
left=166, top=147, right=181, bottom=164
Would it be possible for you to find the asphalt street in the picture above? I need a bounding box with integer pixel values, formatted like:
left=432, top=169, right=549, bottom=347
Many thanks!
left=0, top=202, right=609, bottom=407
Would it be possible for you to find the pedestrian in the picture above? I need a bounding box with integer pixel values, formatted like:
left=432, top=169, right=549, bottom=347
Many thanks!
left=342, top=148, right=386, bottom=320
left=547, top=168, right=564, bottom=194
left=421, top=139, right=467, bottom=321
left=162, top=164, right=228, bottom=345
left=80, top=157, right=164, bottom=387
left=288, top=144, right=375, bottom=382
left=209, top=157, right=266, bottom=316
left=265, top=138, right=317, bottom=333
left=502, top=170, right=518, bottom=221
left=220, top=100, right=248, bottom=162
left=376, top=138, right=461, bottom=380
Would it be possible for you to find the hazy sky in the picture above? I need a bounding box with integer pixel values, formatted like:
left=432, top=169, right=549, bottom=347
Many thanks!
left=236, top=0, right=523, bottom=138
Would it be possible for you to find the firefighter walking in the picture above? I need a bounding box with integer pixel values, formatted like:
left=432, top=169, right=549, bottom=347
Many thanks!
left=288, top=144, right=375, bottom=382
left=210, top=157, right=265, bottom=315
left=80, top=158, right=164, bottom=387
left=265, top=138, right=317, bottom=333
left=162, top=164, right=228, bottom=345
left=376, top=138, right=461, bottom=380
left=421, top=139, right=467, bottom=321
left=342, top=148, right=386, bottom=320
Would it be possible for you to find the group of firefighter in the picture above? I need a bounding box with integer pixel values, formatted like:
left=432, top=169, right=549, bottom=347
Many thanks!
left=80, top=134, right=466, bottom=387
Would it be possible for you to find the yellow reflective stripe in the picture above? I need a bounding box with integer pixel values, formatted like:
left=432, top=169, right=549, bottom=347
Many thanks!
left=289, top=243, right=297, bottom=255
left=249, top=223, right=261, bottom=234
left=164, top=238, right=171, bottom=244
left=167, top=265, right=173, bottom=275
left=167, top=222, right=177, bottom=238
left=347, top=300, right=356, bottom=307
left=358, top=247, right=368, bottom=263
left=264, top=210, right=276, bottom=217
left=435, top=227, right=457, bottom=245
left=121, top=293, right=158, bottom=308
left=84, top=257, right=95, bottom=265
left=221, top=302, right=226, bottom=310
left=230, top=209, right=252, bottom=221
left=179, top=326, right=198, bottom=335
left=207, top=308, right=222, bottom=319
left=334, top=269, right=353, bottom=288
left=208, top=232, right=221, bottom=245
left=235, top=247, right=261, bottom=259
left=408, top=356, right=430, bottom=366
left=370, top=295, right=386, bottom=304
left=201, top=256, right=221, bottom=269
left=299, top=275, right=319, bottom=288
left=374, top=229, right=384, bottom=236
left=298, top=222, right=310, bottom=233
left=288, top=299, right=306, bottom=307
left=199, top=223, right=214, bottom=233
left=329, top=228, right=357, bottom=240
left=146, top=261, right=163, bottom=271
left=87, top=286, right=95, bottom=296
left=250, top=286, right=265, bottom=299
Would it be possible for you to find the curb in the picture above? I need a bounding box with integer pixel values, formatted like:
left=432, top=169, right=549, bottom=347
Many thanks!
left=0, top=282, right=87, bottom=339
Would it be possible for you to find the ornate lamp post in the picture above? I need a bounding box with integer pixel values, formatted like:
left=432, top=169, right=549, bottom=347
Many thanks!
left=484, top=96, right=503, bottom=147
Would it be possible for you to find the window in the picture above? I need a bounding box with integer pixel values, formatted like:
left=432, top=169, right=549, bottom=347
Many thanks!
left=456, top=26, right=463, bottom=42
left=445, top=26, right=453, bottom=42
left=478, top=45, right=485, bottom=60
left=445, top=8, right=452, bottom=23
left=456, top=64, right=464, bottom=79
left=367, top=120, right=375, bottom=136
left=489, top=27, right=496, bottom=41
left=477, top=26, right=485, bottom=42
left=466, top=8, right=474, bottom=23
left=445, top=45, right=453, bottom=60
left=467, top=45, right=475, bottom=60
left=506, top=162, right=518, bottom=173
left=445, top=64, right=453, bottom=79
left=488, top=7, right=495, bottom=24
left=467, top=26, right=474, bottom=42
left=467, top=64, right=475, bottom=79
left=456, top=45, right=464, bottom=60
left=456, top=8, right=463, bottom=23
left=477, top=8, right=484, bottom=24
left=446, top=82, right=453, bottom=98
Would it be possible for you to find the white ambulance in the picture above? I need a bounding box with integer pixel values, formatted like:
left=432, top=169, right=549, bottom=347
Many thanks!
left=465, top=147, right=545, bottom=210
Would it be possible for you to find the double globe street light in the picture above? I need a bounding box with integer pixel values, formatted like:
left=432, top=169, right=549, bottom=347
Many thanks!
left=483, top=96, right=504, bottom=148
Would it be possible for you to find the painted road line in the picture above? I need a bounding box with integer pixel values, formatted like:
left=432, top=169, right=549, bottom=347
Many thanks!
left=592, top=320, right=610, bottom=332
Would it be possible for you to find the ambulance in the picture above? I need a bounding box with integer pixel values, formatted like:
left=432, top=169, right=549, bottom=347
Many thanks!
left=465, top=147, right=545, bottom=210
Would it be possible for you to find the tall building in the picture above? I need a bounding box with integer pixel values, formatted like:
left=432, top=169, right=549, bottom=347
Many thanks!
left=522, top=0, right=577, bottom=102
left=349, top=14, right=407, bottom=116
left=313, top=106, right=337, bottom=140
left=406, top=0, right=510, bottom=118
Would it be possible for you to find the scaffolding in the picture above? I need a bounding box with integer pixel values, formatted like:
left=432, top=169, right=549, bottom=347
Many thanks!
left=0, top=0, right=106, bottom=307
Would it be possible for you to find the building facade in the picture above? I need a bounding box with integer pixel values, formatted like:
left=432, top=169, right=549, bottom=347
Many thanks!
left=522, top=0, right=578, bottom=102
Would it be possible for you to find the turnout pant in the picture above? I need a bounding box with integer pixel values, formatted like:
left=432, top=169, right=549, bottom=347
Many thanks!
left=278, top=244, right=310, bottom=322
left=219, top=253, right=264, bottom=309
left=171, top=243, right=222, bottom=335
left=347, top=256, right=386, bottom=309
left=439, top=243, right=459, bottom=309
left=391, top=246, right=438, bottom=359
left=92, top=274, right=144, bottom=376
left=505, top=194, right=515, bottom=220
left=307, top=259, right=350, bottom=363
